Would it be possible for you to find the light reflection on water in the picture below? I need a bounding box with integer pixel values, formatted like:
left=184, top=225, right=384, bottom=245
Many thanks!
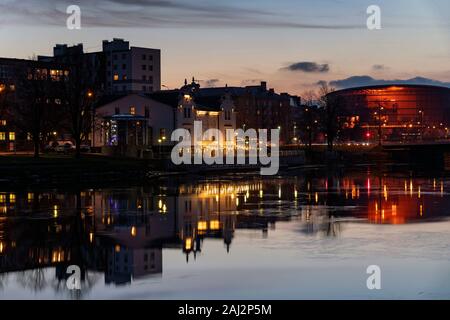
left=0, top=169, right=450, bottom=299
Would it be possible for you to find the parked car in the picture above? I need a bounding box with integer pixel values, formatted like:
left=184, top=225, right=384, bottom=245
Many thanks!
left=80, top=144, right=91, bottom=153
left=44, top=141, right=59, bottom=153
left=55, top=141, right=75, bottom=154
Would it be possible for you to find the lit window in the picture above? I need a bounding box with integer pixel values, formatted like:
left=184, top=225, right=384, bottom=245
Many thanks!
left=9, top=132, right=15, bottom=141
left=130, top=106, right=136, bottom=115
left=113, top=74, right=119, bottom=81
left=0, top=132, right=5, bottom=140
left=0, top=120, right=6, bottom=126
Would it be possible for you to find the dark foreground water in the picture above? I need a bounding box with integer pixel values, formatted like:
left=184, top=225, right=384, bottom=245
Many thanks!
left=0, top=168, right=449, bottom=299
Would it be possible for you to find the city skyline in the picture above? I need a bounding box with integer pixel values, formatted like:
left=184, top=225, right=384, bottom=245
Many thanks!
left=0, top=0, right=449, bottom=94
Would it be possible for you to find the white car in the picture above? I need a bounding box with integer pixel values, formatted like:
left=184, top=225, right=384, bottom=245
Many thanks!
left=55, top=141, right=75, bottom=154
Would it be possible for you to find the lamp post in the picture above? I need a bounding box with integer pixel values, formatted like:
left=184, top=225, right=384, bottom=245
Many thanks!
left=158, top=138, right=162, bottom=158
left=87, top=90, right=95, bottom=149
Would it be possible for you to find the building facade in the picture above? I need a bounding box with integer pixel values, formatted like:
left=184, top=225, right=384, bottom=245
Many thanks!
left=327, top=84, right=450, bottom=142
left=39, top=38, right=161, bottom=95
left=102, top=39, right=161, bottom=94
left=0, top=57, right=70, bottom=152
left=94, top=94, right=174, bottom=157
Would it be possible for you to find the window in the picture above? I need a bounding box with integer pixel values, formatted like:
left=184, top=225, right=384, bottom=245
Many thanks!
left=130, top=106, right=136, bottom=115
left=142, top=75, right=147, bottom=81
left=0, top=132, right=5, bottom=140
left=122, top=53, right=126, bottom=59
left=115, top=107, right=120, bottom=114
left=113, top=74, right=119, bottom=81
left=145, top=107, right=150, bottom=118
left=122, top=64, right=126, bottom=70
left=9, top=132, right=15, bottom=141
left=184, top=107, right=191, bottom=118
left=149, top=65, right=153, bottom=71
left=149, top=55, right=153, bottom=61
left=113, top=64, right=117, bottom=70
left=149, top=86, right=153, bottom=92
left=149, top=76, right=153, bottom=84
left=142, top=86, right=147, bottom=92
left=122, top=75, right=127, bottom=80
left=0, top=120, right=6, bottom=126
left=225, top=110, right=231, bottom=120
left=142, top=65, right=147, bottom=70
left=142, top=54, right=146, bottom=60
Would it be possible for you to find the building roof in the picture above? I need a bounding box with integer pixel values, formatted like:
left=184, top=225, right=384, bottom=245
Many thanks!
left=94, top=94, right=128, bottom=108
left=194, top=95, right=223, bottom=111
left=328, top=84, right=450, bottom=96
left=147, top=90, right=180, bottom=108
left=104, top=114, right=147, bottom=121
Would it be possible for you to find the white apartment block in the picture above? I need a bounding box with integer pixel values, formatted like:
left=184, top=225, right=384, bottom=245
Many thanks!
left=103, top=38, right=161, bottom=94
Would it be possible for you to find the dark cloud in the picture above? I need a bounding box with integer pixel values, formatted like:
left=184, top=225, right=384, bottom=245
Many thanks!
left=200, top=79, right=220, bottom=87
left=372, top=64, right=388, bottom=71
left=327, top=76, right=450, bottom=89
left=284, top=62, right=330, bottom=73
left=0, top=0, right=362, bottom=29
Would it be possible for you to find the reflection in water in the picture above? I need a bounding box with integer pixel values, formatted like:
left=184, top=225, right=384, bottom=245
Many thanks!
left=0, top=170, right=450, bottom=298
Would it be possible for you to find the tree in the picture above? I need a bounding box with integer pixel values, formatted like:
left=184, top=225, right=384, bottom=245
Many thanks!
left=60, top=54, right=103, bottom=158
left=12, top=66, right=65, bottom=157
left=299, top=90, right=320, bottom=150
left=317, top=83, right=344, bottom=152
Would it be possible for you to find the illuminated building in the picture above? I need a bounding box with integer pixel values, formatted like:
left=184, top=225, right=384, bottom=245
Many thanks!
left=327, top=84, right=450, bottom=142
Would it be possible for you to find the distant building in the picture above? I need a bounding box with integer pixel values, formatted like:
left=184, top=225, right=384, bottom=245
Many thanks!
left=181, top=81, right=301, bottom=145
left=93, top=79, right=237, bottom=157
left=38, top=38, right=161, bottom=95
left=0, top=57, right=69, bottom=152
left=102, top=38, right=161, bottom=94
left=327, top=84, right=450, bottom=142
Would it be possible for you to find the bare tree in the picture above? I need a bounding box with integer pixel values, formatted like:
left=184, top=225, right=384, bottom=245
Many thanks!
left=60, top=54, right=103, bottom=158
left=317, top=83, right=343, bottom=152
left=12, top=66, right=65, bottom=157
left=300, top=90, right=320, bottom=149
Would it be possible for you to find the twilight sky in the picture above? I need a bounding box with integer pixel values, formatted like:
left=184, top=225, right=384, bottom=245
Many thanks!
left=0, top=0, right=449, bottom=94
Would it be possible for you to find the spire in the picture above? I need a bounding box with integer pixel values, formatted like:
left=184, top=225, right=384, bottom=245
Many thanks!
left=192, top=76, right=195, bottom=84
left=184, top=78, right=187, bottom=85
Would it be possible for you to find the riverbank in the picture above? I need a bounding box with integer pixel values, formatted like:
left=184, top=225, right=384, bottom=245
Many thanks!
left=1, top=145, right=446, bottom=188
left=0, top=154, right=149, bottom=188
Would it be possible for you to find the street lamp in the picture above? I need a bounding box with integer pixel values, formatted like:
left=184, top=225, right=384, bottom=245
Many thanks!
left=158, top=138, right=162, bottom=157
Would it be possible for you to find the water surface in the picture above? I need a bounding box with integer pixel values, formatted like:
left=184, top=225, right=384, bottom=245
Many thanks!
left=1, top=168, right=449, bottom=299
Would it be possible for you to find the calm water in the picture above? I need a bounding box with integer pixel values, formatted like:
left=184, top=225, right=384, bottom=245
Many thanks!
left=1, top=168, right=449, bottom=299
